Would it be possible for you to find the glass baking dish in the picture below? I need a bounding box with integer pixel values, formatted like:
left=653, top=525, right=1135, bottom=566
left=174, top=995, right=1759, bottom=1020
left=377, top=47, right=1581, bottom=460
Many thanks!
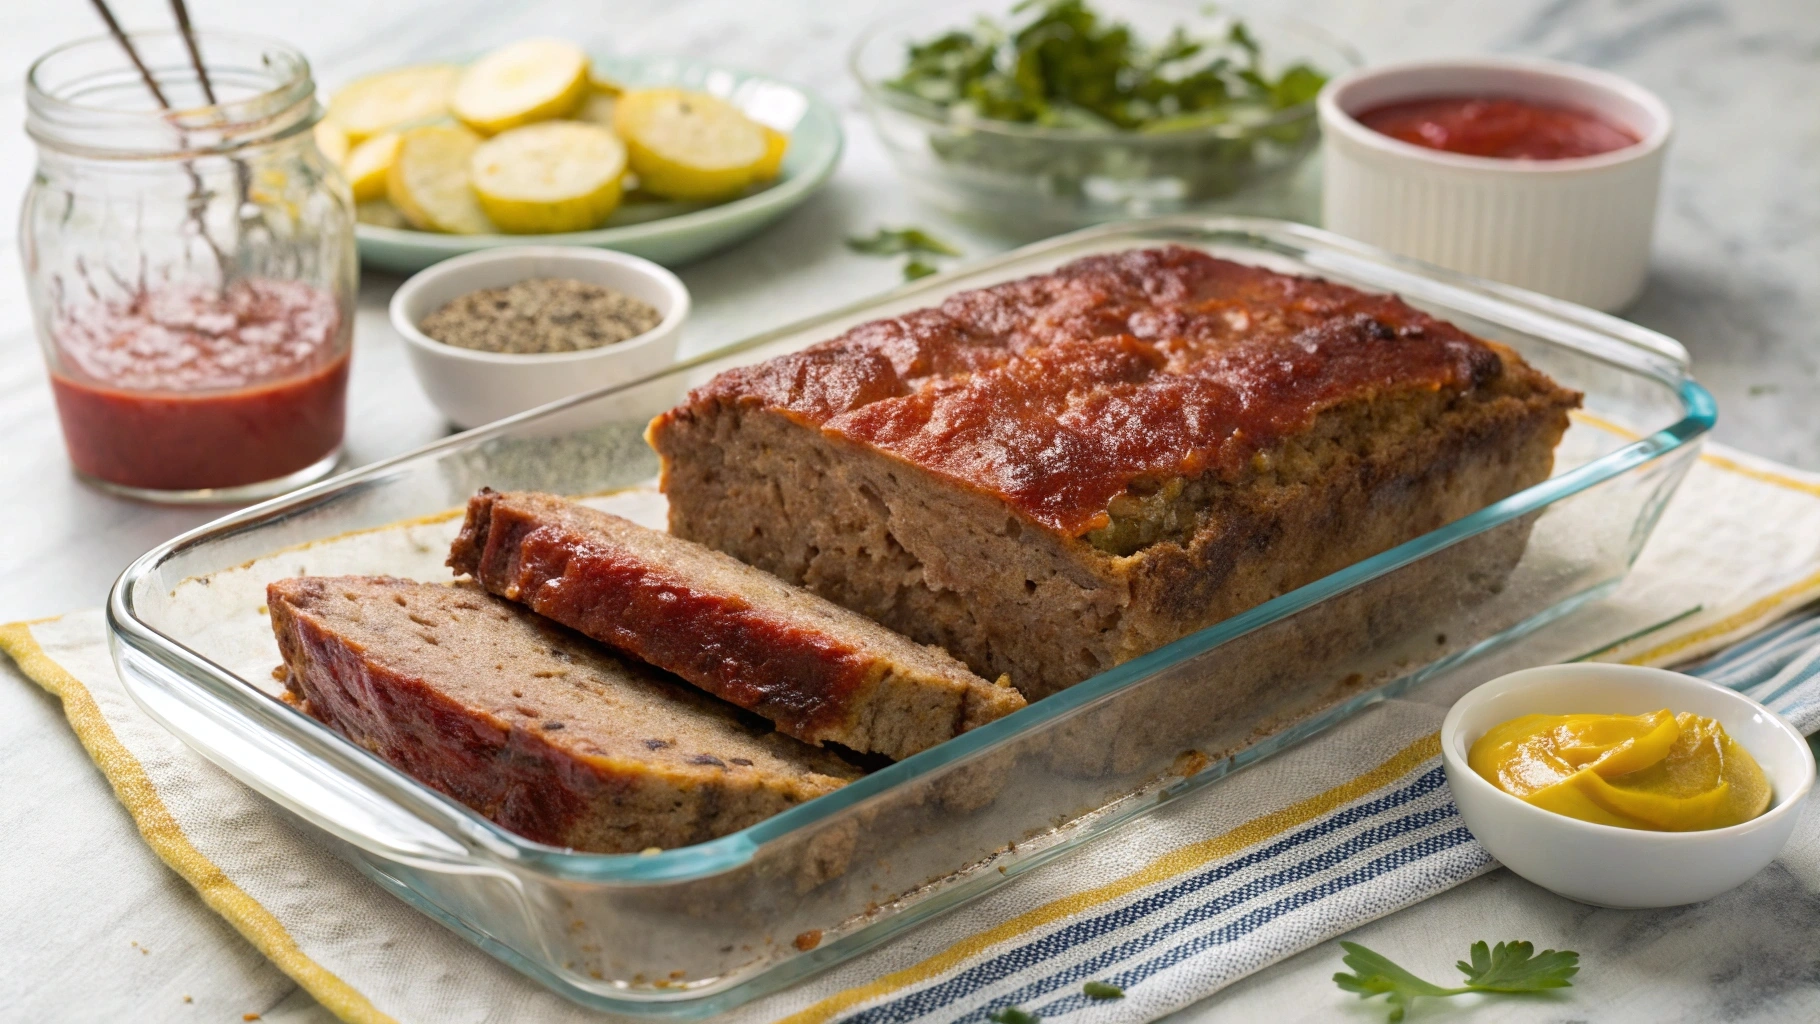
left=108, top=218, right=1713, bottom=1016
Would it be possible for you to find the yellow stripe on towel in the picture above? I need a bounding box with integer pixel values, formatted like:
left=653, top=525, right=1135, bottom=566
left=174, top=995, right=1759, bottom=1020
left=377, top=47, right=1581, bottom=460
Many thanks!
left=780, top=732, right=1443, bottom=1024
left=0, top=621, right=398, bottom=1024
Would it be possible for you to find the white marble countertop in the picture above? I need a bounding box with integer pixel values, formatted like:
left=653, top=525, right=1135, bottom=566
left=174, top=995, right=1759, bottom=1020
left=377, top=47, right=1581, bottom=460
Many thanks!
left=2, top=0, right=1816, bottom=1020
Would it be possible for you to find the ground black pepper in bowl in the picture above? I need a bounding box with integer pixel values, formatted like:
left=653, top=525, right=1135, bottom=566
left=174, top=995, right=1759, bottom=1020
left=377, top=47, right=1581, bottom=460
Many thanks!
left=419, top=278, right=664, bottom=354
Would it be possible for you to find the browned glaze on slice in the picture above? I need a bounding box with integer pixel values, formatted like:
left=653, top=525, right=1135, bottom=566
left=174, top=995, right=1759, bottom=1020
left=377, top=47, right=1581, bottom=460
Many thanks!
left=450, top=490, right=1021, bottom=758
left=267, top=576, right=859, bottom=852
left=673, top=246, right=1507, bottom=537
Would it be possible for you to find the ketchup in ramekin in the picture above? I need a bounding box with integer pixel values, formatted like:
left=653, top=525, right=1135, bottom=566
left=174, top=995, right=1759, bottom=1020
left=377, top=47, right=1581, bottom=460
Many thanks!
left=1356, top=96, right=1639, bottom=160
left=48, top=279, right=349, bottom=493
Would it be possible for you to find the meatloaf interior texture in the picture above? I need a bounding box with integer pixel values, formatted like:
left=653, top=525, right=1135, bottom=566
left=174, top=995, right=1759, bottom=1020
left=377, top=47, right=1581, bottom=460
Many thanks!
left=268, top=576, right=861, bottom=853
left=448, top=489, right=1025, bottom=761
left=648, top=245, right=1583, bottom=699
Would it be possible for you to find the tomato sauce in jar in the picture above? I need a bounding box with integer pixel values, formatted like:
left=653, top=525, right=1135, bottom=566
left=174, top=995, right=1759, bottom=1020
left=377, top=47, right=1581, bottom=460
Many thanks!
left=47, top=278, right=349, bottom=492
left=1356, top=95, right=1639, bottom=160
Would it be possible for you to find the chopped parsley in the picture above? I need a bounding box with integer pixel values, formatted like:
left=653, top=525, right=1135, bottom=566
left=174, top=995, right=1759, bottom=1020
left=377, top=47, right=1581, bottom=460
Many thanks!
left=887, top=0, right=1327, bottom=132
left=847, top=226, right=962, bottom=280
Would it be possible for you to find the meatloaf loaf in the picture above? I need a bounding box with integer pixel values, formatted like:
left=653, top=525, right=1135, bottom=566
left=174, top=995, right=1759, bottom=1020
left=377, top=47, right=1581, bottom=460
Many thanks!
left=647, top=245, right=1582, bottom=699
left=448, top=489, right=1024, bottom=761
left=268, top=576, right=862, bottom=852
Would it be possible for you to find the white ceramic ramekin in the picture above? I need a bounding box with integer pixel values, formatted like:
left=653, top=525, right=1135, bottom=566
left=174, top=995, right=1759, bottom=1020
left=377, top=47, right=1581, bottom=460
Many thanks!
left=1319, top=57, right=1672, bottom=312
left=1441, top=663, right=1814, bottom=909
left=391, top=247, right=690, bottom=430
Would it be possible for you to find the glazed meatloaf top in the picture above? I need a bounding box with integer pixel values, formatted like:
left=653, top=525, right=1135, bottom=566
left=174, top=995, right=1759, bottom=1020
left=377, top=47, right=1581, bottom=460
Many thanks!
left=268, top=576, right=860, bottom=851
left=655, top=245, right=1576, bottom=539
left=449, top=490, right=1025, bottom=760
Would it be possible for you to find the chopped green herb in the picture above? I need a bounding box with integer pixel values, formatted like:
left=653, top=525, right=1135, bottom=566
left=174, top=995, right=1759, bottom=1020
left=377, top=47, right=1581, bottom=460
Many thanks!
left=903, top=257, right=940, bottom=281
left=846, top=227, right=962, bottom=257
left=847, top=226, right=961, bottom=282
left=882, top=1, right=1329, bottom=208
left=1333, top=940, right=1578, bottom=1022
left=1749, top=384, right=1779, bottom=396
left=1082, top=981, right=1125, bottom=999
left=888, top=0, right=1325, bottom=131
left=987, top=1007, right=1039, bottom=1024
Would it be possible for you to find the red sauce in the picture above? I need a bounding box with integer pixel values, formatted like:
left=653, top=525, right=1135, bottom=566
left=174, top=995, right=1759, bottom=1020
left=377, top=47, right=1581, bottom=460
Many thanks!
left=451, top=490, right=875, bottom=744
left=47, top=278, right=348, bottom=492
left=1356, top=95, right=1639, bottom=160
left=677, top=247, right=1513, bottom=538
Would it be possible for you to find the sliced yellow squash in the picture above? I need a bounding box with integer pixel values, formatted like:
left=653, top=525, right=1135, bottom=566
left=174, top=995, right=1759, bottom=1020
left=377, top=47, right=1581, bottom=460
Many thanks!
left=574, top=90, right=618, bottom=128
left=387, top=124, right=494, bottom=234
left=612, top=88, right=771, bottom=200
left=328, top=65, right=458, bottom=142
left=587, top=67, right=624, bottom=97
left=755, top=125, right=789, bottom=181
left=452, top=39, right=589, bottom=135
left=355, top=198, right=410, bottom=229
left=345, top=131, right=402, bottom=202
left=313, top=118, right=350, bottom=168
left=470, top=122, right=627, bottom=233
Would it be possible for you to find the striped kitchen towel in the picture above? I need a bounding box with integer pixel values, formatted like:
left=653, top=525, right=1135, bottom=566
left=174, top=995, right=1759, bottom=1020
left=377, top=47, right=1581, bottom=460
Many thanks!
left=7, top=441, right=1820, bottom=1024
left=1684, top=612, right=1820, bottom=735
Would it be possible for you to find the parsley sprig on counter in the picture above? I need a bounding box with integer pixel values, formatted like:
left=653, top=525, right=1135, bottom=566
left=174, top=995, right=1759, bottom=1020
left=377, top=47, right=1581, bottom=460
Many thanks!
left=847, top=226, right=963, bottom=280
left=1333, top=940, right=1580, bottom=1022
left=887, top=0, right=1326, bottom=133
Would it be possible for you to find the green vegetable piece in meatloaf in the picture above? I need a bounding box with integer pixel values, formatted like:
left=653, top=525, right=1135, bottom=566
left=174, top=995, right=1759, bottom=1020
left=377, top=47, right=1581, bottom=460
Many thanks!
left=268, top=575, right=862, bottom=853
left=449, top=490, right=1026, bottom=762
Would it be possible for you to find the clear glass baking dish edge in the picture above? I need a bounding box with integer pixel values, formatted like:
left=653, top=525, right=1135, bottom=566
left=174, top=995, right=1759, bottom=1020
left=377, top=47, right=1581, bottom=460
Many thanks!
left=108, top=218, right=1713, bottom=1016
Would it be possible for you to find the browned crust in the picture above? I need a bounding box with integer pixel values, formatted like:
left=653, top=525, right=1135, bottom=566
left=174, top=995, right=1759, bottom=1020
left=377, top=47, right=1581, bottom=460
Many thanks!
left=649, top=344, right=1577, bottom=699
left=267, top=575, right=858, bottom=852
left=449, top=490, right=1024, bottom=760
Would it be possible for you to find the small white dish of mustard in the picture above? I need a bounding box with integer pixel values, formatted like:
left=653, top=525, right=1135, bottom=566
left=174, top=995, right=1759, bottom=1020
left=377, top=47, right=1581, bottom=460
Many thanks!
left=1441, top=663, right=1814, bottom=909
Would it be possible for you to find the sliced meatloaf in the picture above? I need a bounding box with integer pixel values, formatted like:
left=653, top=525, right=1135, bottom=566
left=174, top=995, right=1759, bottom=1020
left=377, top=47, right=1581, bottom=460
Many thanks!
left=647, top=245, right=1582, bottom=699
left=268, top=576, right=861, bottom=852
left=448, top=489, right=1025, bottom=761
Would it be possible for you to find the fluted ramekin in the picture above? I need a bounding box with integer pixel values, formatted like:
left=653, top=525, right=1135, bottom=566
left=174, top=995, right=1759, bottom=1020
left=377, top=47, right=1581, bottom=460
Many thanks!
left=1318, top=57, right=1672, bottom=311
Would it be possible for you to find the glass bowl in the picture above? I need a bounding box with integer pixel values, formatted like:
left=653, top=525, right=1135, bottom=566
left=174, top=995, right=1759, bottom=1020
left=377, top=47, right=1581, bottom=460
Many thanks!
left=850, top=0, right=1362, bottom=232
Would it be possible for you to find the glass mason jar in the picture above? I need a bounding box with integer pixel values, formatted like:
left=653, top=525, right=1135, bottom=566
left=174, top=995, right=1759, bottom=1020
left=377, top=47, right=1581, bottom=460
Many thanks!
left=21, top=31, right=356, bottom=503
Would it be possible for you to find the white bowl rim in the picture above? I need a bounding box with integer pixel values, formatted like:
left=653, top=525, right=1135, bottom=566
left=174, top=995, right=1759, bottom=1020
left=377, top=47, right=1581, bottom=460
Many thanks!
left=1317, top=55, right=1674, bottom=174
left=1440, top=662, right=1817, bottom=842
left=389, top=246, right=692, bottom=366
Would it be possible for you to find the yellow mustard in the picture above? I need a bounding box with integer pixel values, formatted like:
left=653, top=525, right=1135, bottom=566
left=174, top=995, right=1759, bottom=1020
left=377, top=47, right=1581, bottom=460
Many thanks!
left=1468, top=709, right=1771, bottom=831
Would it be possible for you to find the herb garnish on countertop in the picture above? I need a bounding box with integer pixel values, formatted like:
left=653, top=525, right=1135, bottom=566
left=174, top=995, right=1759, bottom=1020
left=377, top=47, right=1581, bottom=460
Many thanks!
left=1333, top=939, right=1580, bottom=1022
left=848, top=226, right=963, bottom=281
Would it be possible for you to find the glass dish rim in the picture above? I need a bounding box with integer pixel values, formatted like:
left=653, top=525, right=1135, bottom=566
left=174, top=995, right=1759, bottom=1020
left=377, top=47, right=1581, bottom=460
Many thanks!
left=108, top=216, right=1716, bottom=888
left=848, top=1, right=1365, bottom=143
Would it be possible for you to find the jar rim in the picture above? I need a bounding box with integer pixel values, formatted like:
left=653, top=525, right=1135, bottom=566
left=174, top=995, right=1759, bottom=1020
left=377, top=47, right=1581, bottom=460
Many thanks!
left=26, top=30, right=318, bottom=159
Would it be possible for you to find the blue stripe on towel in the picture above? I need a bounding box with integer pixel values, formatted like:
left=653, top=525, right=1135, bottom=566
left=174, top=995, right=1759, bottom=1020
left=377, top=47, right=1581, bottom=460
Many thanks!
left=848, top=766, right=1455, bottom=1024
left=972, top=815, right=1472, bottom=1024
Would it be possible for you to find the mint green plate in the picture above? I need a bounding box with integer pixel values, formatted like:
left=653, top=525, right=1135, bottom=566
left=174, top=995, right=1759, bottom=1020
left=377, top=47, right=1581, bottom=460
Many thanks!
left=355, top=55, right=843, bottom=274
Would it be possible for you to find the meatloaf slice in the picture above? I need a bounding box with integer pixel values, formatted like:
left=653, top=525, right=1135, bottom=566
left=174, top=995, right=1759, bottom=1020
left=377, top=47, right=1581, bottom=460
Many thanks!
left=647, top=245, right=1583, bottom=699
left=448, top=490, right=1025, bottom=761
left=268, top=576, right=861, bottom=853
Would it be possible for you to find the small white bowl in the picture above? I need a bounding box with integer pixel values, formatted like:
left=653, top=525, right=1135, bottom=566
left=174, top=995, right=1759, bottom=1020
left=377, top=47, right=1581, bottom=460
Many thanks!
left=390, top=247, right=690, bottom=430
left=1318, top=57, right=1672, bottom=312
left=1441, top=663, right=1814, bottom=909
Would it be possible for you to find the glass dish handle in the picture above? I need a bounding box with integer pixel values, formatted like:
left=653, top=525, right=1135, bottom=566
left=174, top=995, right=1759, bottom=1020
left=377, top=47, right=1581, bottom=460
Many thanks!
left=112, top=638, right=483, bottom=872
